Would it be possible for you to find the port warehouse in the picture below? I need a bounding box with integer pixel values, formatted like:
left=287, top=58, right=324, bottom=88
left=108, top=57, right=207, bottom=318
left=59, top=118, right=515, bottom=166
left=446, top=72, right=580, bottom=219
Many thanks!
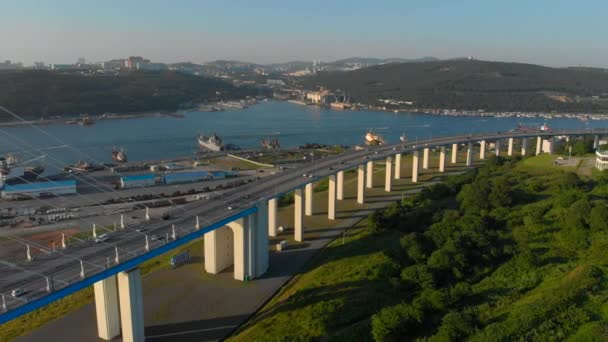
left=120, top=171, right=230, bottom=189
left=0, top=180, right=77, bottom=199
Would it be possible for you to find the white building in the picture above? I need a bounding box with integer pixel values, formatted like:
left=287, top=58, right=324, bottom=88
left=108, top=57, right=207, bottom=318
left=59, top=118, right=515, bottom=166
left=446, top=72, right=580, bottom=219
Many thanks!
left=595, top=150, right=608, bottom=171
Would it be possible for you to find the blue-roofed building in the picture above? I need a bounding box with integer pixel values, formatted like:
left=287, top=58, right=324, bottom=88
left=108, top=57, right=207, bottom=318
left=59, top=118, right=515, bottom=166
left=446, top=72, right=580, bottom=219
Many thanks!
left=1, top=180, right=77, bottom=199
left=211, top=171, right=227, bottom=180
left=163, top=171, right=210, bottom=185
left=120, top=174, right=156, bottom=189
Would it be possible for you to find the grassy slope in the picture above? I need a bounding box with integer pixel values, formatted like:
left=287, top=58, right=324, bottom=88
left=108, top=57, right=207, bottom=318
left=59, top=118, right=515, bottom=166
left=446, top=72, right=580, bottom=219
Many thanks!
left=230, top=154, right=608, bottom=341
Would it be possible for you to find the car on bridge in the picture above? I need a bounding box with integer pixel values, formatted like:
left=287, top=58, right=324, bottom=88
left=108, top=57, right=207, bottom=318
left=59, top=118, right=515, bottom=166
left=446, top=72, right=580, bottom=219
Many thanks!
left=95, top=234, right=109, bottom=243
left=11, top=288, right=25, bottom=298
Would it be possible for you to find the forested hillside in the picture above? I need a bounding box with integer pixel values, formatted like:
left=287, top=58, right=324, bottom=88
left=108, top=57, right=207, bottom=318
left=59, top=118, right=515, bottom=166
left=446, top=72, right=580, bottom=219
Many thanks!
left=232, top=156, right=608, bottom=341
left=0, top=70, right=256, bottom=121
left=302, top=60, right=608, bottom=113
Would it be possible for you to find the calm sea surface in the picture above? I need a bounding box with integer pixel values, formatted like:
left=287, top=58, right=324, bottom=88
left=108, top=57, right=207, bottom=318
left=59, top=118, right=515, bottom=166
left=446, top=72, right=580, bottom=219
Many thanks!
left=1, top=101, right=606, bottom=172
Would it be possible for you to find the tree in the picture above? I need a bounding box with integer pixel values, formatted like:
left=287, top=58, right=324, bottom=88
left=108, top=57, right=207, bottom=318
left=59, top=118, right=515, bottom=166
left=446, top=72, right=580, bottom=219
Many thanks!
left=371, top=303, right=423, bottom=342
left=429, top=312, right=475, bottom=342
left=588, top=205, right=608, bottom=232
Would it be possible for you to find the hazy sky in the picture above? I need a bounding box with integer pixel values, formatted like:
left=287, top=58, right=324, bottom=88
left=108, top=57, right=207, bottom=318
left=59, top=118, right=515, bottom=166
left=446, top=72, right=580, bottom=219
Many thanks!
left=1, top=0, right=607, bottom=67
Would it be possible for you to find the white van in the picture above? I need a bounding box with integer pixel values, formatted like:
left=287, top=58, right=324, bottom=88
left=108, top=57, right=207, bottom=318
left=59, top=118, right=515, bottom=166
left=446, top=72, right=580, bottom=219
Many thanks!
left=95, top=234, right=109, bottom=243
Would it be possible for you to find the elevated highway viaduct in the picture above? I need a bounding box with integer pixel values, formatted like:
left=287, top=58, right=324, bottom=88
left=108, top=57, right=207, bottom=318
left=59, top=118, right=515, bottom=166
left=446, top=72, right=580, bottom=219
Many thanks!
left=1, top=128, right=606, bottom=341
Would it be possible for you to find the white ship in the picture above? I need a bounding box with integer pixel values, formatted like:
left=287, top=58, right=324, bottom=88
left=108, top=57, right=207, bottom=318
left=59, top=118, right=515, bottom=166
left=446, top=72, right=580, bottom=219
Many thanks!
left=197, top=133, right=224, bottom=152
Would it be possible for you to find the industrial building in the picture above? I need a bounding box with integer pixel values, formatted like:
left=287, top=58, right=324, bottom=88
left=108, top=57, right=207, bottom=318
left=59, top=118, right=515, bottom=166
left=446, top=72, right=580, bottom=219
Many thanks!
left=120, top=174, right=156, bottom=189
left=1, top=180, right=77, bottom=200
left=163, top=171, right=210, bottom=185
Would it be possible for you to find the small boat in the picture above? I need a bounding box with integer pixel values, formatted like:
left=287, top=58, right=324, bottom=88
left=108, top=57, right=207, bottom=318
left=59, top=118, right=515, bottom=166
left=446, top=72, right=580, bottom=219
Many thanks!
left=400, top=132, right=407, bottom=143
left=261, top=138, right=280, bottom=149
left=111, top=147, right=128, bottom=163
left=365, top=130, right=385, bottom=146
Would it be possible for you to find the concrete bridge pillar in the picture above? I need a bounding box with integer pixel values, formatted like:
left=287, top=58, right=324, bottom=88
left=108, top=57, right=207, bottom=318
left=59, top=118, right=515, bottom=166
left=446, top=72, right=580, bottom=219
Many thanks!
left=385, top=156, right=392, bottom=192
left=305, top=183, right=313, bottom=216
left=94, top=276, right=121, bottom=341
left=508, top=137, right=514, bottom=156
left=337, top=171, right=344, bottom=200
left=423, top=148, right=430, bottom=169
left=594, top=135, right=600, bottom=149
left=412, top=150, right=419, bottom=183
left=536, top=136, right=542, bottom=155
left=466, top=142, right=473, bottom=166
left=204, top=226, right=234, bottom=274
left=328, top=174, right=336, bottom=220
left=366, top=161, right=373, bottom=188
left=495, top=140, right=501, bottom=156
left=480, top=140, right=486, bottom=159
left=204, top=208, right=268, bottom=281
left=294, top=188, right=304, bottom=242
left=117, top=269, right=144, bottom=342
left=357, top=164, right=365, bottom=204
left=394, top=154, right=401, bottom=179
left=521, top=138, right=528, bottom=156
left=268, top=198, right=277, bottom=237
left=439, top=146, right=446, bottom=172
left=543, top=138, right=555, bottom=155
left=451, top=143, right=458, bottom=164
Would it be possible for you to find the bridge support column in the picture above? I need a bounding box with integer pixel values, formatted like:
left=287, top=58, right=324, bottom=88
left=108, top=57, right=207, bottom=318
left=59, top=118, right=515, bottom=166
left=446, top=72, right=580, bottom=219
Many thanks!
left=412, top=150, right=419, bottom=183
left=394, top=154, right=401, bottom=179
left=439, top=146, right=446, bottom=172
left=536, top=136, right=542, bottom=155
left=328, top=175, right=336, bottom=220
left=366, top=161, right=373, bottom=188
left=294, top=188, right=304, bottom=242
left=480, top=140, right=486, bottom=159
left=594, top=135, right=600, bottom=149
left=357, top=164, right=365, bottom=204
left=305, top=183, right=313, bottom=216
left=543, top=138, right=554, bottom=155
left=466, top=142, right=473, bottom=166
left=423, top=148, right=429, bottom=169
left=117, top=269, right=144, bottom=342
left=385, top=156, right=392, bottom=192
left=94, top=276, right=121, bottom=341
left=508, top=138, right=514, bottom=156
left=337, top=171, right=344, bottom=200
left=204, top=210, right=268, bottom=280
left=521, top=138, right=528, bottom=156
left=268, top=198, right=277, bottom=237
left=495, top=140, right=501, bottom=156
left=204, top=226, right=234, bottom=274
left=451, top=143, right=458, bottom=164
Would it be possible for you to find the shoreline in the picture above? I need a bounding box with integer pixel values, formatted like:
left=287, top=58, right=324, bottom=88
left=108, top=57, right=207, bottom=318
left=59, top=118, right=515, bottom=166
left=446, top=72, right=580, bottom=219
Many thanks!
left=3, top=99, right=608, bottom=129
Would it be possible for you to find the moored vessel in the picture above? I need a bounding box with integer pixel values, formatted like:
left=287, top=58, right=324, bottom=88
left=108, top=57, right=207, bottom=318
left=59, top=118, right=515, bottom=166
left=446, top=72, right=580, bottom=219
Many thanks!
left=365, top=130, right=385, bottom=146
left=112, top=147, right=128, bottom=163
left=197, top=133, right=224, bottom=152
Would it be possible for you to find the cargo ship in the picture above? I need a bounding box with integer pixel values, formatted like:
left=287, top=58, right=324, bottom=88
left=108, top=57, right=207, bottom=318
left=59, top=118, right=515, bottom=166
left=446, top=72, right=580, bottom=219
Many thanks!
left=512, top=121, right=552, bottom=133
left=0, top=155, right=45, bottom=184
left=261, top=138, right=280, bottom=149
left=65, top=160, right=101, bottom=173
left=197, top=133, right=223, bottom=152
left=111, top=147, right=128, bottom=163
left=365, top=130, right=385, bottom=146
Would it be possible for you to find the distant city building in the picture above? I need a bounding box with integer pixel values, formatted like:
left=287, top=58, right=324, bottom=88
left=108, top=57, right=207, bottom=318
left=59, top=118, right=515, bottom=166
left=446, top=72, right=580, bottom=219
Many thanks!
left=33, top=62, right=46, bottom=70
left=0, top=60, right=23, bottom=70
left=266, top=79, right=286, bottom=87
left=77, top=57, right=86, bottom=65
left=125, top=56, right=150, bottom=69
left=136, top=62, right=167, bottom=71
left=51, top=63, right=77, bottom=71
left=306, top=90, right=332, bottom=104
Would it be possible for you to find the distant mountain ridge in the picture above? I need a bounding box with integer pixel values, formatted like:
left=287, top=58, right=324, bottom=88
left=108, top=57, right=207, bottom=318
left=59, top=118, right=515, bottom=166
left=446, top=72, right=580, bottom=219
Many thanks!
left=300, top=59, right=608, bottom=113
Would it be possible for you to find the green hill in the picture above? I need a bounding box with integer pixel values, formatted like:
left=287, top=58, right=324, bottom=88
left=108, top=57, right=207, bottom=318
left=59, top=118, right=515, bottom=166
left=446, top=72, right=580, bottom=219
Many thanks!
left=231, top=155, right=608, bottom=341
left=301, top=60, right=608, bottom=113
left=0, top=70, right=257, bottom=121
